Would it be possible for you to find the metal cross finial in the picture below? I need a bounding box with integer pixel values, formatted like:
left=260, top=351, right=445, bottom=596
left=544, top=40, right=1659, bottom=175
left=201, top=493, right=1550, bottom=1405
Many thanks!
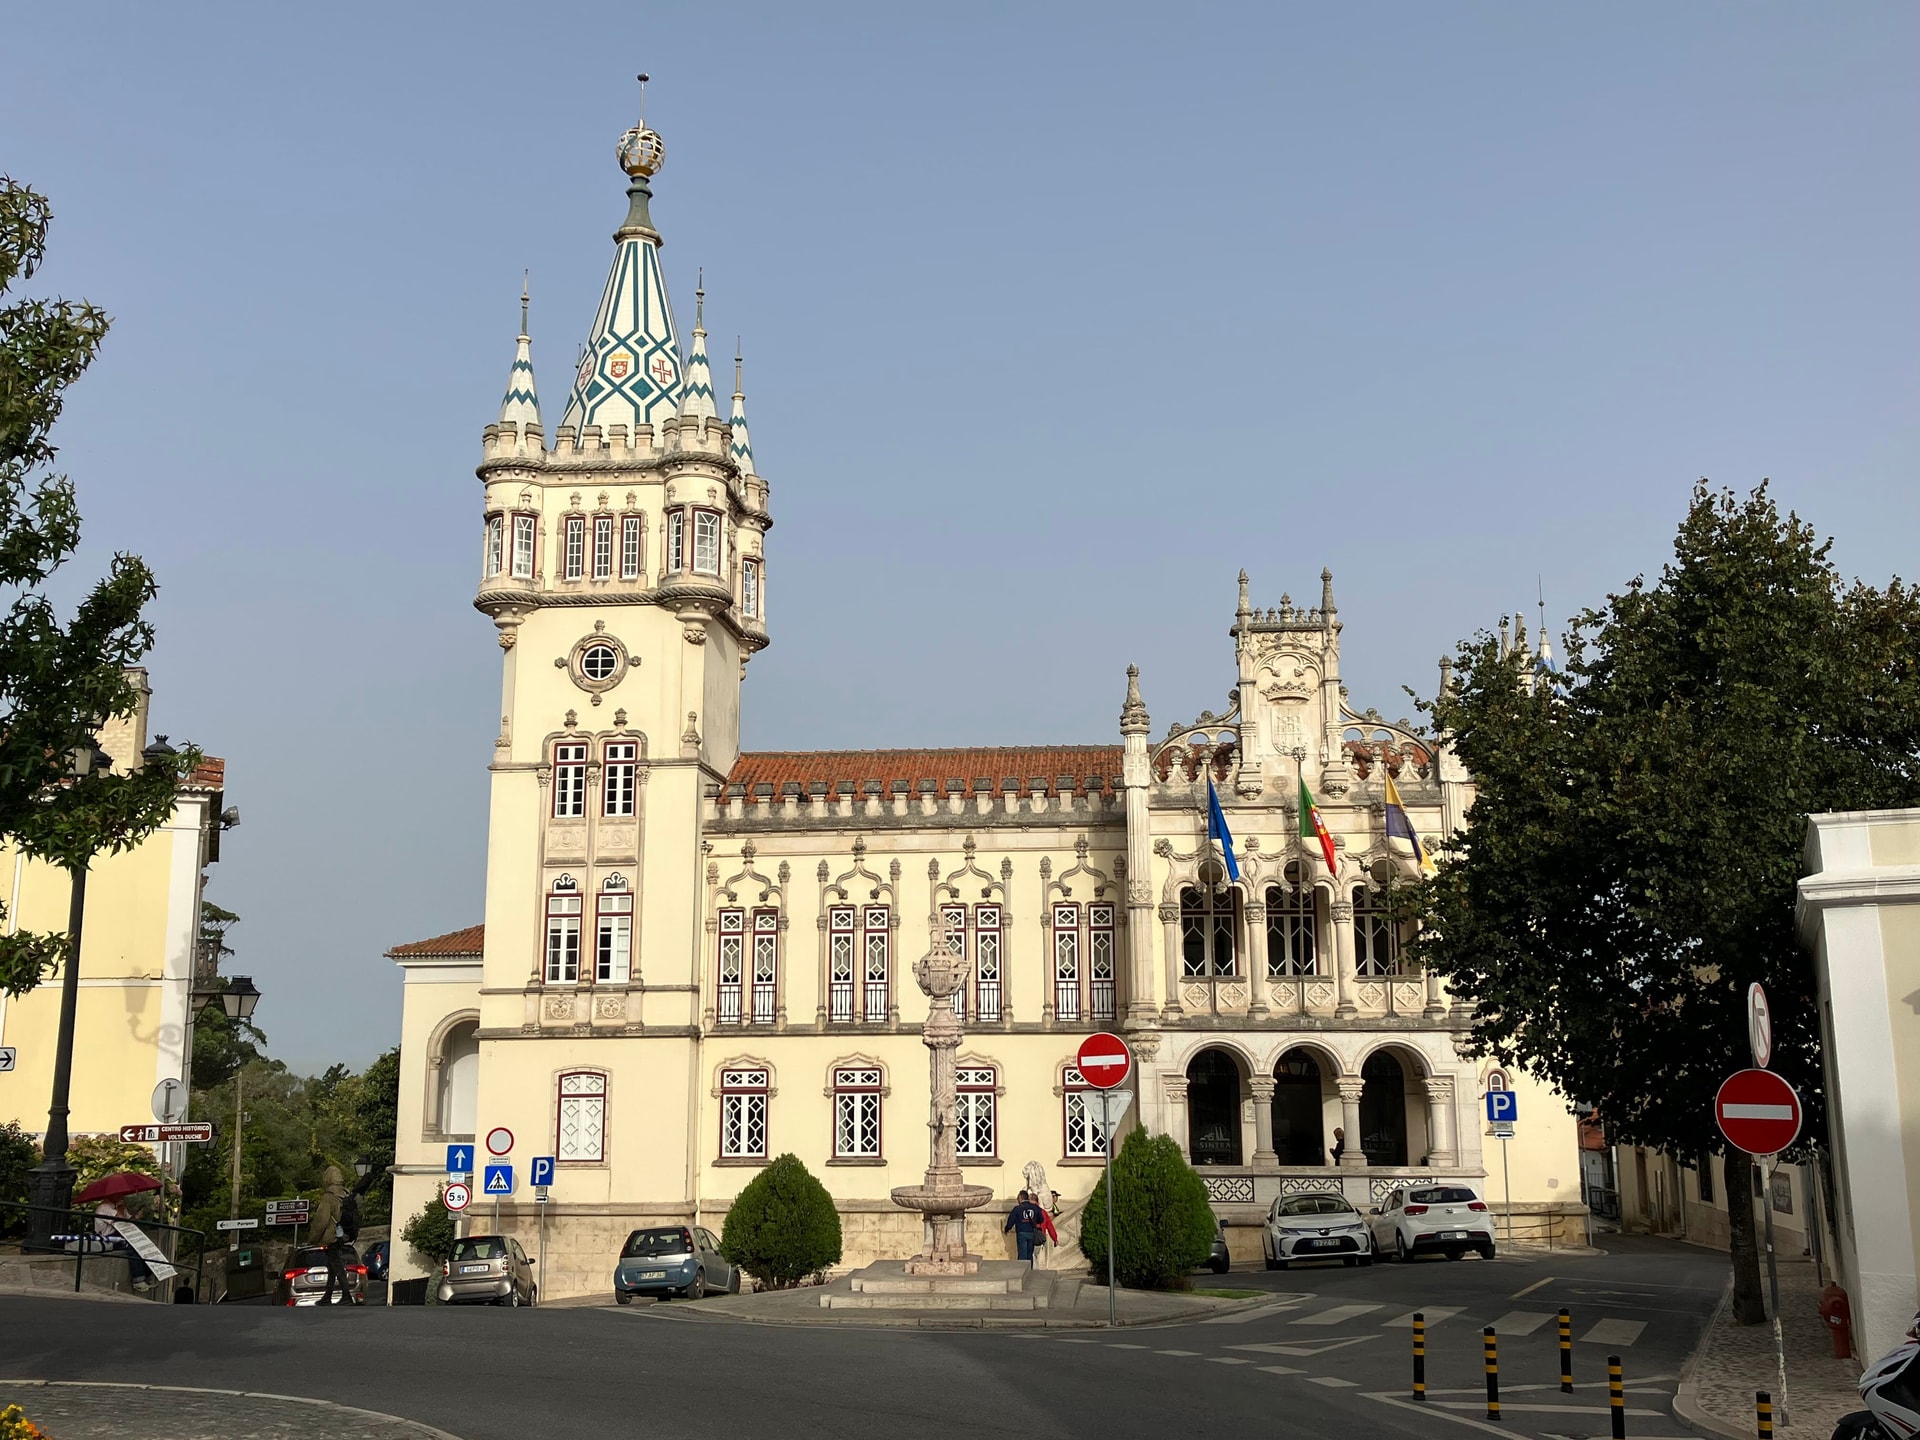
left=734, top=336, right=743, bottom=393
left=520, top=270, right=530, bottom=338
left=696, top=266, right=704, bottom=327
left=636, top=72, right=650, bottom=125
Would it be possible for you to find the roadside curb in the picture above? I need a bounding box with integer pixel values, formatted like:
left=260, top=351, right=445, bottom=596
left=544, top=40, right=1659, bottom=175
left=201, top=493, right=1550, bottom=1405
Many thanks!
left=621, top=1290, right=1274, bottom=1332
left=1672, top=1276, right=1750, bottom=1440
left=0, top=1284, right=148, bottom=1305
left=0, top=1380, right=465, bottom=1440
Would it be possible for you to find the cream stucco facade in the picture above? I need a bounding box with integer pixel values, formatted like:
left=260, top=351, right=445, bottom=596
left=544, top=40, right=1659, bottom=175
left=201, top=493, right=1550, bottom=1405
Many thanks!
left=388, top=114, right=1584, bottom=1300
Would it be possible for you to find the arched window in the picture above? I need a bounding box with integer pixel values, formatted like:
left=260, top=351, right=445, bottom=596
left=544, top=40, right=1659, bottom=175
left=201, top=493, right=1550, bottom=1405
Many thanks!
left=861, top=906, right=890, bottom=1022
left=1186, top=1048, right=1244, bottom=1166
left=595, top=875, right=632, bottom=984
left=1062, top=1067, right=1110, bottom=1158
left=719, top=1068, right=769, bottom=1159
left=545, top=876, right=581, bottom=984
left=1180, top=884, right=1238, bottom=978
left=833, top=1066, right=883, bottom=1158
left=956, top=1066, right=996, bottom=1160
left=511, top=514, right=536, bottom=578
left=1353, top=876, right=1401, bottom=977
left=742, top=558, right=761, bottom=619
left=562, top=514, right=586, bottom=581
left=692, top=509, right=722, bottom=575
left=603, top=741, right=638, bottom=817
left=717, top=909, right=745, bottom=1024
left=1052, top=904, right=1081, bottom=1021
left=667, top=509, right=685, bottom=573
left=436, top=1019, right=479, bottom=1138
left=1266, top=863, right=1319, bottom=977
left=620, top=513, right=643, bottom=580
left=751, top=909, right=778, bottom=1025
left=483, top=515, right=504, bottom=579
left=592, top=514, right=614, bottom=579
left=1271, top=1048, right=1326, bottom=1166
left=552, top=742, right=588, bottom=819
left=1359, top=1051, right=1409, bottom=1166
left=828, top=906, right=855, bottom=1023
left=1089, top=904, right=1116, bottom=1022
left=557, top=1071, right=607, bottom=1163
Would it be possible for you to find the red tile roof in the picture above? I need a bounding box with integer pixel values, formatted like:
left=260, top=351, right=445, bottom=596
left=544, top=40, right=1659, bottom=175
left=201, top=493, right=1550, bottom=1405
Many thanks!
left=725, top=746, right=1123, bottom=801
left=387, top=924, right=485, bottom=958
left=189, top=757, right=225, bottom=788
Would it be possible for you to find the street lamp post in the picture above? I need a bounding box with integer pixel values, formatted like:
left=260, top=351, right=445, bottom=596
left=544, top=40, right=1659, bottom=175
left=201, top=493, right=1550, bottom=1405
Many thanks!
left=25, top=741, right=115, bottom=1248
left=218, top=977, right=262, bottom=1224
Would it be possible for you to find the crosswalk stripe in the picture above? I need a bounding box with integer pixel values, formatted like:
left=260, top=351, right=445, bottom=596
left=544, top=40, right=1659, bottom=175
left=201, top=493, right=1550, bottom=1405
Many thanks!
left=1258, top=1365, right=1305, bottom=1376
left=1489, top=1310, right=1553, bottom=1335
left=1289, top=1303, right=1383, bottom=1326
left=1308, top=1376, right=1359, bottom=1388
left=1579, top=1318, right=1647, bottom=1347
left=1382, top=1307, right=1464, bottom=1327
left=1155, top=1350, right=1198, bottom=1356
left=1208, top=1356, right=1254, bottom=1365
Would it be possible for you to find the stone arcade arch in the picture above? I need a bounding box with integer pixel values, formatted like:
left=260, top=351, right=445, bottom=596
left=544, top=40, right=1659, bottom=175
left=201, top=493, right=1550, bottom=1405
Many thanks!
left=1186, top=1047, right=1246, bottom=1166
left=1271, top=1046, right=1331, bottom=1166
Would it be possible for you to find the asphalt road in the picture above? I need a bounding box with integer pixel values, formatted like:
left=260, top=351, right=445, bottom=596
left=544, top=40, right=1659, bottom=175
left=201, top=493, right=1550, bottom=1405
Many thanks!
left=0, top=1236, right=1726, bottom=1440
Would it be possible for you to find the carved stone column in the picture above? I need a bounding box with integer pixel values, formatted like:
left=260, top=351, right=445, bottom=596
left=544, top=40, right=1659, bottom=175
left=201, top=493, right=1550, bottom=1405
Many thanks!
left=1422, top=1075, right=1459, bottom=1166
left=1159, top=902, right=1184, bottom=1020
left=1120, top=666, right=1158, bottom=1022
left=1249, top=1075, right=1278, bottom=1167
left=1423, top=962, right=1447, bottom=1018
left=1336, top=1077, right=1367, bottom=1167
left=1164, top=1075, right=1191, bottom=1160
left=1331, top=898, right=1358, bottom=1017
left=1245, top=901, right=1270, bottom=1017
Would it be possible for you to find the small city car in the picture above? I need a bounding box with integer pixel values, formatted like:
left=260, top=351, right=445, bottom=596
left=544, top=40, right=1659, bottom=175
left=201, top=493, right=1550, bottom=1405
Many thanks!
left=275, top=1244, right=367, bottom=1306
left=363, top=1240, right=389, bottom=1282
left=1207, top=1217, right=1232, bottom=1274
left=1262, top=1193, right=1373, bottom=1268
left=614, top=1225, right=739, bottom=1303
left=1370, top=1183, right=1496, bottom=1262
left=437, top=1234, right=538, bottom=1306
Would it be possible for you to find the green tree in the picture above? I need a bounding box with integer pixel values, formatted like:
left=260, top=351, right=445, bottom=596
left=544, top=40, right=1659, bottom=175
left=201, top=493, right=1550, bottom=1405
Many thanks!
left=401, top=1188, right=458, bottom=1269
left=1410, top=482, right=1920, bottom=1324
left=0, top=1121, right=38, bottom=1235
left=719, top=1153, right=842, bottom=1289
left=0, top=177, right=200, bottom=997
left=1077, top=1127, right=1216, bottom=1290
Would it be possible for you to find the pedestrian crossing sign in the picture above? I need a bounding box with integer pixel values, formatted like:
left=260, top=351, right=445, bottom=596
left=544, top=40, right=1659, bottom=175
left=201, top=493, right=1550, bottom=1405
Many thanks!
left=484, top=1163, right=513, bottom=1195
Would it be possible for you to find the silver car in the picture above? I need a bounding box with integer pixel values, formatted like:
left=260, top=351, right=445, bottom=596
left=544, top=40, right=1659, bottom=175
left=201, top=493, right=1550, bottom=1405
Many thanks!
left=614, top=1225, right=739, bottom=1302
left=1370, top=1183, right=1497, bottom=1261
left=437, top=1234, right=538, bottom=1306
left=1263, top=1193, right=1373, bottom=1269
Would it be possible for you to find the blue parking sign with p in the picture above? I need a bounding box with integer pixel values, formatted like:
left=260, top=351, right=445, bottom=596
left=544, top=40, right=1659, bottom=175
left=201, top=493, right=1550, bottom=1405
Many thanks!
left=530, top=1156, right=555, bottom=1187
left=1485, top=1090, right=1519, bottom=1123
left=484, top=1163, right=514, bottom=1195
left=446, top=1143, right=473, bottom=1175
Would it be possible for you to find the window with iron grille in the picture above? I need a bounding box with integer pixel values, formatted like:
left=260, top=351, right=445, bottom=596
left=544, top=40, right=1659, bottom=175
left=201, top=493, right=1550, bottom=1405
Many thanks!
left=620, top=515, right=643, bottom=580
left=484, top=516, right=503, bottom=578
left=1180, top=886, right=1238, bottom=977
left=511, top=514, right=536, bottom=579
left=603, top=741, right=637, bottom=817
left=742, top=559, right=760, bottom=618
left=862, top=906, right=890, bottom=1022
left=667, top=510, right=684, bottom=572
left=833, top=1067, right=882, bottom=1158
left=592, top=515, right=614, bottom=579
left=545, top=877, right=582, bottom=984
left=717, top=909, right=745, bottom=1025
left=1053, top=904, right=1081, bottom=1022
left=828, top=906, right=855, bottom=1023
left=975, top=905, right=1003, bottom=1022
left=563, top=515, right=586, bottom=581
left=552, top=742, right=588, bottom=818
left=596, top=878, right=632, bottom=983
left=1063, top=1066, right=1110, bottom=1158
left=720, top=1069, right=769, bottom=1159
left=940, top=904, right=967, bottom=1018
left=693, top=510, right=721, bottom=575
left=1266, top=868, right=1319, bottom=976
left=749, top=910, right=778, bottom=1024
left=956, top=1066, right=996, bottom=1160
left=557, top=1071, right=606, bottom=1162
left=1089, top=904, right=1116, bottom=1021
left=1353, top=884, right=1400, bottom=976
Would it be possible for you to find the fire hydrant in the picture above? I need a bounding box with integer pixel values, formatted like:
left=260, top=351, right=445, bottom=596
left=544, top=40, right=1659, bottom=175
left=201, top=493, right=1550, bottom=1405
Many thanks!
left=1819, top=1282, right=1854, bottom=1360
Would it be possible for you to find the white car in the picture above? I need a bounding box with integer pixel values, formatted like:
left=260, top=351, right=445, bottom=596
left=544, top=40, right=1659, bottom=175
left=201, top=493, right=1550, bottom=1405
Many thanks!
left=1370, top=1183, right=1496, bottom=1262
left=1262, top=1193, right=1373, bottom=1269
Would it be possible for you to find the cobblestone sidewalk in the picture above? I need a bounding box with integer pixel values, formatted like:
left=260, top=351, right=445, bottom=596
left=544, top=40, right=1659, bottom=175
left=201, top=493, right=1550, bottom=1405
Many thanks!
left=1677, top=1262, right=1861, bottom=1440
left=0, top=1382, right=460, bottom=1440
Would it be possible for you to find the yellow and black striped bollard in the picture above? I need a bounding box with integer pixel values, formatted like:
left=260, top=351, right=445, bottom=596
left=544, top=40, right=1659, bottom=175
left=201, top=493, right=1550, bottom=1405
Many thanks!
left=1609, top=1354, right=1626, bottom=1439
left=1412, top=1312, right=1426, bottom=1402
left=1757, top=1390, right=1773, bottom=1439
left=1558, top=1308, right=1573, bottom=1393
left=1484, top=1326, right=1501, bottom=1421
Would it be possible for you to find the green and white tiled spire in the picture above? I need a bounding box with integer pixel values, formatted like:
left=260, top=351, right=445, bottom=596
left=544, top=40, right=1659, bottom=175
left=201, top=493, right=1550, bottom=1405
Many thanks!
left=677, top=273, right=717, bottom=423
left=728, top=341, right=756, bottom=476
left=497, top=275, right=542, bottom=442
left=559, top=110, right=683, bottom=436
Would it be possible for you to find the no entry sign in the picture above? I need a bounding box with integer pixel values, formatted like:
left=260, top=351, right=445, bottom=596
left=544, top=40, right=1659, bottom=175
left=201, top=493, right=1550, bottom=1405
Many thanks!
left=1075, top=1033, right=1132, bottom=1090
left=1715, top=1068, right=1802, bottom=1156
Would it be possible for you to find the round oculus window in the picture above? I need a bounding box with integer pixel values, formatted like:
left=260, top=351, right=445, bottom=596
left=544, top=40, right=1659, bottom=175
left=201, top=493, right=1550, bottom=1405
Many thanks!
left=580, top=643, right=619, bottom=681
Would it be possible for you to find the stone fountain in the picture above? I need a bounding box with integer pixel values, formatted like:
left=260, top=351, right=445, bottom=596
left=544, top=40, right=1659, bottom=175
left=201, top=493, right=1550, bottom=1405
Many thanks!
left=889, top=940, right=995, bottom=1273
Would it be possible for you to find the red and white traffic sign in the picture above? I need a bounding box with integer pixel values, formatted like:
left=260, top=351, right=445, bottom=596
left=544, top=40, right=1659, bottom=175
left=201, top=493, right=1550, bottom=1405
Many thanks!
left=485, top=1126, right=514, bottom=1157
left=443, top=1181, right=471, bottom=1213
left=1748, top=983, right=1773, bottom=1069
left=1075, top=1033, right=1132, bottom=1090
left=1715, top=1068, right=1802, bottom=1156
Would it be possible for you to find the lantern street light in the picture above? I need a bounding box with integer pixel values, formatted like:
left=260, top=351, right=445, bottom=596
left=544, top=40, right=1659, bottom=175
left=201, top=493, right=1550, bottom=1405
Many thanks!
left=216, top=976, right=265, bottom=1224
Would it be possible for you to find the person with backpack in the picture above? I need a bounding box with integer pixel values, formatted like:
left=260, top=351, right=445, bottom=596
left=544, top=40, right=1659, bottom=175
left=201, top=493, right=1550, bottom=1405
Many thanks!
left=313, top=1167, right=358, bottom=1306
left=1003, top=1190, right=1048, bottom=1264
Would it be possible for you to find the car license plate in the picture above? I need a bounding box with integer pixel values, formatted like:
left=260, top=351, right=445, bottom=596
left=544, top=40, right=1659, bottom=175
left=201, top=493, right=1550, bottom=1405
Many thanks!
left=460, top=1264, right=488, bottom=1274
left=1438, top=1230, right=1469, bottom=1240
left=1304, top=1238, right=1338, bottom=1249
left=641, top=1270, right=665, bottom=1280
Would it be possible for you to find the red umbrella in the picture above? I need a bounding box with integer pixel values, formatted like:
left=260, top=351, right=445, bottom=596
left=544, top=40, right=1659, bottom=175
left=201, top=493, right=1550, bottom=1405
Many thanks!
left=74, top=1172, right=162, bottom=1205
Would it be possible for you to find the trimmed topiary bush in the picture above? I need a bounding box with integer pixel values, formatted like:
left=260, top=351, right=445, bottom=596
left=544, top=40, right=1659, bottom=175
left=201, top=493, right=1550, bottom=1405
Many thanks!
left=401, top=1187, right=458, bottom=1269
left=1077, top=1127, right=1216, bottom=1290
left=720, top=1153, right=842, bottom=1289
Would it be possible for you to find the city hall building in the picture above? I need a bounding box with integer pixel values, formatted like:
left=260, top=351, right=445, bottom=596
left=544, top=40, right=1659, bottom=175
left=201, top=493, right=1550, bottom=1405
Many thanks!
left=387, top=111, right=1583, bottom=1298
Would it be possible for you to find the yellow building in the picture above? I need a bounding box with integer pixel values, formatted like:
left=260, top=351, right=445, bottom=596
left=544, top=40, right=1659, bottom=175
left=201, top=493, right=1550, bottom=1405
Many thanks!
left=0, top=669, right=229, bottom=1165
left=389, top=110, right=1584, bottom=1299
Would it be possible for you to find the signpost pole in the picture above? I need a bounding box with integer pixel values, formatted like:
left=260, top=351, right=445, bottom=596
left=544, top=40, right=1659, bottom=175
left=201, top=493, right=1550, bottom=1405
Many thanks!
left=1500, top=1134, right=1514, bottom=1245
left=1103, top=1089, right=1116, bottom=1329
left=228, top=1071, right=244, bottom=1222
left=1760, top=1156, right=1788, bottom=1425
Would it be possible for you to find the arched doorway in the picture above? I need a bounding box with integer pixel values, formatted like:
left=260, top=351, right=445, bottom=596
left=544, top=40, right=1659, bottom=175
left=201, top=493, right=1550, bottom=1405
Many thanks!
left=1187, top=1049, right=1244, bottom=1166
left=438, top=1019, right=479, bottom=1137
left=1359, top=1051, right=1409, bottom=1166
left=1272, top=1048, right=1326, bottom=1166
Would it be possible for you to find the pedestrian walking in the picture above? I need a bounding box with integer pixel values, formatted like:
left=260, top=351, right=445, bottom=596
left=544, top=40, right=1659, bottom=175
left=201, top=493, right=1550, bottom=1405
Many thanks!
left=310, top=1167, right=355, bottom=1306
left=1004, top=1190, right=1047, bottom=1264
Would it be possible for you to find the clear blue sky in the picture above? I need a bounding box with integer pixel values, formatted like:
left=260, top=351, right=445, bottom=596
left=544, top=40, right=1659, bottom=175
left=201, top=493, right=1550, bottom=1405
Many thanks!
left=5, top=3, right=1914, bottom=1072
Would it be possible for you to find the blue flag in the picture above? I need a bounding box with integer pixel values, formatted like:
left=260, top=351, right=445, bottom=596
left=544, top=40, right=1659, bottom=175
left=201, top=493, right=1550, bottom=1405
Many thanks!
left=1205, top=778, right=1241, bottom=883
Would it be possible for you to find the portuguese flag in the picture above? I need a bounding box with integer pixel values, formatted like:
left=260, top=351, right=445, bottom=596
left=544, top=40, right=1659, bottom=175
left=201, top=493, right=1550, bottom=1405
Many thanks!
left=1299, top=775, right=1338, bottom=873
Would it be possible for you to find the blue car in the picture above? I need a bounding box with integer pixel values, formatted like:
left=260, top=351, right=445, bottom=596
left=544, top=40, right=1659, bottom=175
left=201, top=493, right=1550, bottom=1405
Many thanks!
left=363, top=1240, right=390, bottom=1282
left=614, top=1225, right=738, bottom=1303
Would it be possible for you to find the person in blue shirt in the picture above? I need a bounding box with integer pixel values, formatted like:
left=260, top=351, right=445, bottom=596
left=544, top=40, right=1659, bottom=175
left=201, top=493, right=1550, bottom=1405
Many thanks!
left=1004, top=1190, right=1047, bottom=1263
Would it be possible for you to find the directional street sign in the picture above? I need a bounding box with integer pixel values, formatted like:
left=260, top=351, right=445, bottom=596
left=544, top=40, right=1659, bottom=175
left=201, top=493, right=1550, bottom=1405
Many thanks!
left=1490, top=1121, right=1515, bottom=1139
left=446, top=1143, right=474, bottom=1176
left=485, top=1126, right=514, bottom=1157
left=444, top=1181, right=471, bottom=1213
left=215, top=1218, right=260, bottom=1231
left=1749, top=983, right=1773, bottom=1069
left=1485, top=1090, right=1519, bottom=1124
left=265, top=1200, right=310, bottom=1225
left=0, top=1047, right=14, bottom=1072
left=1075, top=1033, right=1131, bottom=1090
left=120, top=1122, right=214, bottom=1144
left=1716, top=1068, right=1802, bottom=1156
left=529, top=1155, right=555, bottom=1187
left=483, top=1163, right=514, bottom=1196
left=535, top=1186, right=551, bottom=1205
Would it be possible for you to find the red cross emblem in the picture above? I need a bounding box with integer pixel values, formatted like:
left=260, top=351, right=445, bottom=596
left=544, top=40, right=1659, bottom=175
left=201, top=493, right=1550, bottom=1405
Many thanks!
left=650, top=356, right=675, bottom=385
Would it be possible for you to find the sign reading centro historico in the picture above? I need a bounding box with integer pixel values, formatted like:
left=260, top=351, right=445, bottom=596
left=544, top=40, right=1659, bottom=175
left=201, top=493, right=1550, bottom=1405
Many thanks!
left=119, top=1122, right=213, bottom=1143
